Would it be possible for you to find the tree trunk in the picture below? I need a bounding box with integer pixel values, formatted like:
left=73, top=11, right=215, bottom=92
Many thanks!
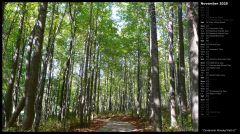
left=187, top=2, right=199, bottom=131
left=168, top=4, right=177, bottom=128
left=79, top=60, right=84, bottom=125
left=94, top=47, right=100, bottom=115
left=178, top=2, right=188, bottom=114
left=80, top=3, right=93, bottom=126
left=146, top=22, right=152, bottom=121
left=86, top=2, right=94, bottom=126
left=149, top=2, right=162, bottom=132
left=88, top=59, right=94, bottom=124
left=7, top=97, right=25, bottom=128
left=92, top=3, right=99, bottom=117
left=13, top=36, right=27, bottom=125
left=109, top=71, right=113, bottom=111
left=59, top=62, right=68, bottom=121
left=46, top=5, right=66, bottom=120
left=96, top=66, right=101, bottom=114
left=23, top=2, right=48, bottom=130
left=34, top=3, right=56, bottom=131
left=146, top=65, right=152, bottom=121
left=4, top=3, right=26, bottom=124
left=137, top=42, right=142, bottom=117
left=123, top=57, right=128, bottom=113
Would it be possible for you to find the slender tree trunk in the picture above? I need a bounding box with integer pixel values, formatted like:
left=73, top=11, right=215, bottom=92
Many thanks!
left=80, top=34, right=88, bottom=126
left=94, top=47, right=100, bottom=115
left=59, top=4, right=77, bottom=124
left=34, top=3, right=56, bottom=131
left=59, top=62, right=68, bottom=121
left=80, top=3, right=93, bottom=126
left=46, top=5, right=66, bottom=120
left=176, top=57, right=184, bottom=130
left=178, top=2, right=188, bottom=114
left=123, top=57, right=128, bottom=113
left=187, top=2, right=199, bottom=131
left=96, top=66, right=101, bottom=114
left=76, top=59, right=84, bottom=117
left=91, top=3, right=99, bottom=118
left=168, top=4, right=177, bottom=128
left=79, top=60, right=84, bottom=125
left=146, top=65, right=152, bottom=121
left=88, top=59, right=94, bottom=124
left=146, top=22, right=152, bottom=121
left=149, top=2, right=162, bottom=132
left=120, top=80, right=123, bottom=112
left=88, top=4, right=99, bottom=121
left=109, top=71, right=113, bottom=111
left=163, top=48, right=168, bottom=98
left=14, top=35, right=27, bottom=125
left=137, top=42, right=142, bottom=117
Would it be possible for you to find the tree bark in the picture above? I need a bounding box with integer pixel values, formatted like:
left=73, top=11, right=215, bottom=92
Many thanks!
left=149, top=2, right=162, bottom=132
left=23, top=2, right=48, bottom=130
left=93, top=3, right=99, bottom=117
left=59, top=61, right=68, bottom=121
left=137, top=42, right=142, bottom=117
left=46, top=4, right=67, bottom=120
left=178, top=2, right=188, bottom=114
left=168, top=3, right=177, bottom=128
left=7, top=97, right=25, bottom=128
left=109, top=71, right=113, bottom=111
left=34, top=3, right=56, bottom=131
left=96, top=63, right=101, bottom=114
left=187, top=2, right=199, bottom=131
left=80, top=3, right=93, bottom=127
left=86, top=2, right=94, bottom=126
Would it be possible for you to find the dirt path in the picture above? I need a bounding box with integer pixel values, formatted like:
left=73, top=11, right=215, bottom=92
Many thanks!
left=71, top=115, right=151, bottom=132
left=97, top=120, right=135, bottom=132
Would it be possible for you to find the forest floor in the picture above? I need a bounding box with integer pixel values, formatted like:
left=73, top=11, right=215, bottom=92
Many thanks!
left=70, top=114, right=153, bottom=132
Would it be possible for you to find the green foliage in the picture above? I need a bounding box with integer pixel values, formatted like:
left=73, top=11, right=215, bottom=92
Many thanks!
left=38, top=115, right=80, bottom=132
left=3, top=127, right=31, bottom=132
left=3, top=2, right=194, bottom=132
left=39, top=117, right=63, bottom=132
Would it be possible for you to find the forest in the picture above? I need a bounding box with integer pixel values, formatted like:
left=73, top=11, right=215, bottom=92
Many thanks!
left=2, top=2, right=198, bottom=132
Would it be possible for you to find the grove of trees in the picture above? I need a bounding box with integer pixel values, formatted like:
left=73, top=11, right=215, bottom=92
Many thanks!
left=2, top=2, right=198, bottom=132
